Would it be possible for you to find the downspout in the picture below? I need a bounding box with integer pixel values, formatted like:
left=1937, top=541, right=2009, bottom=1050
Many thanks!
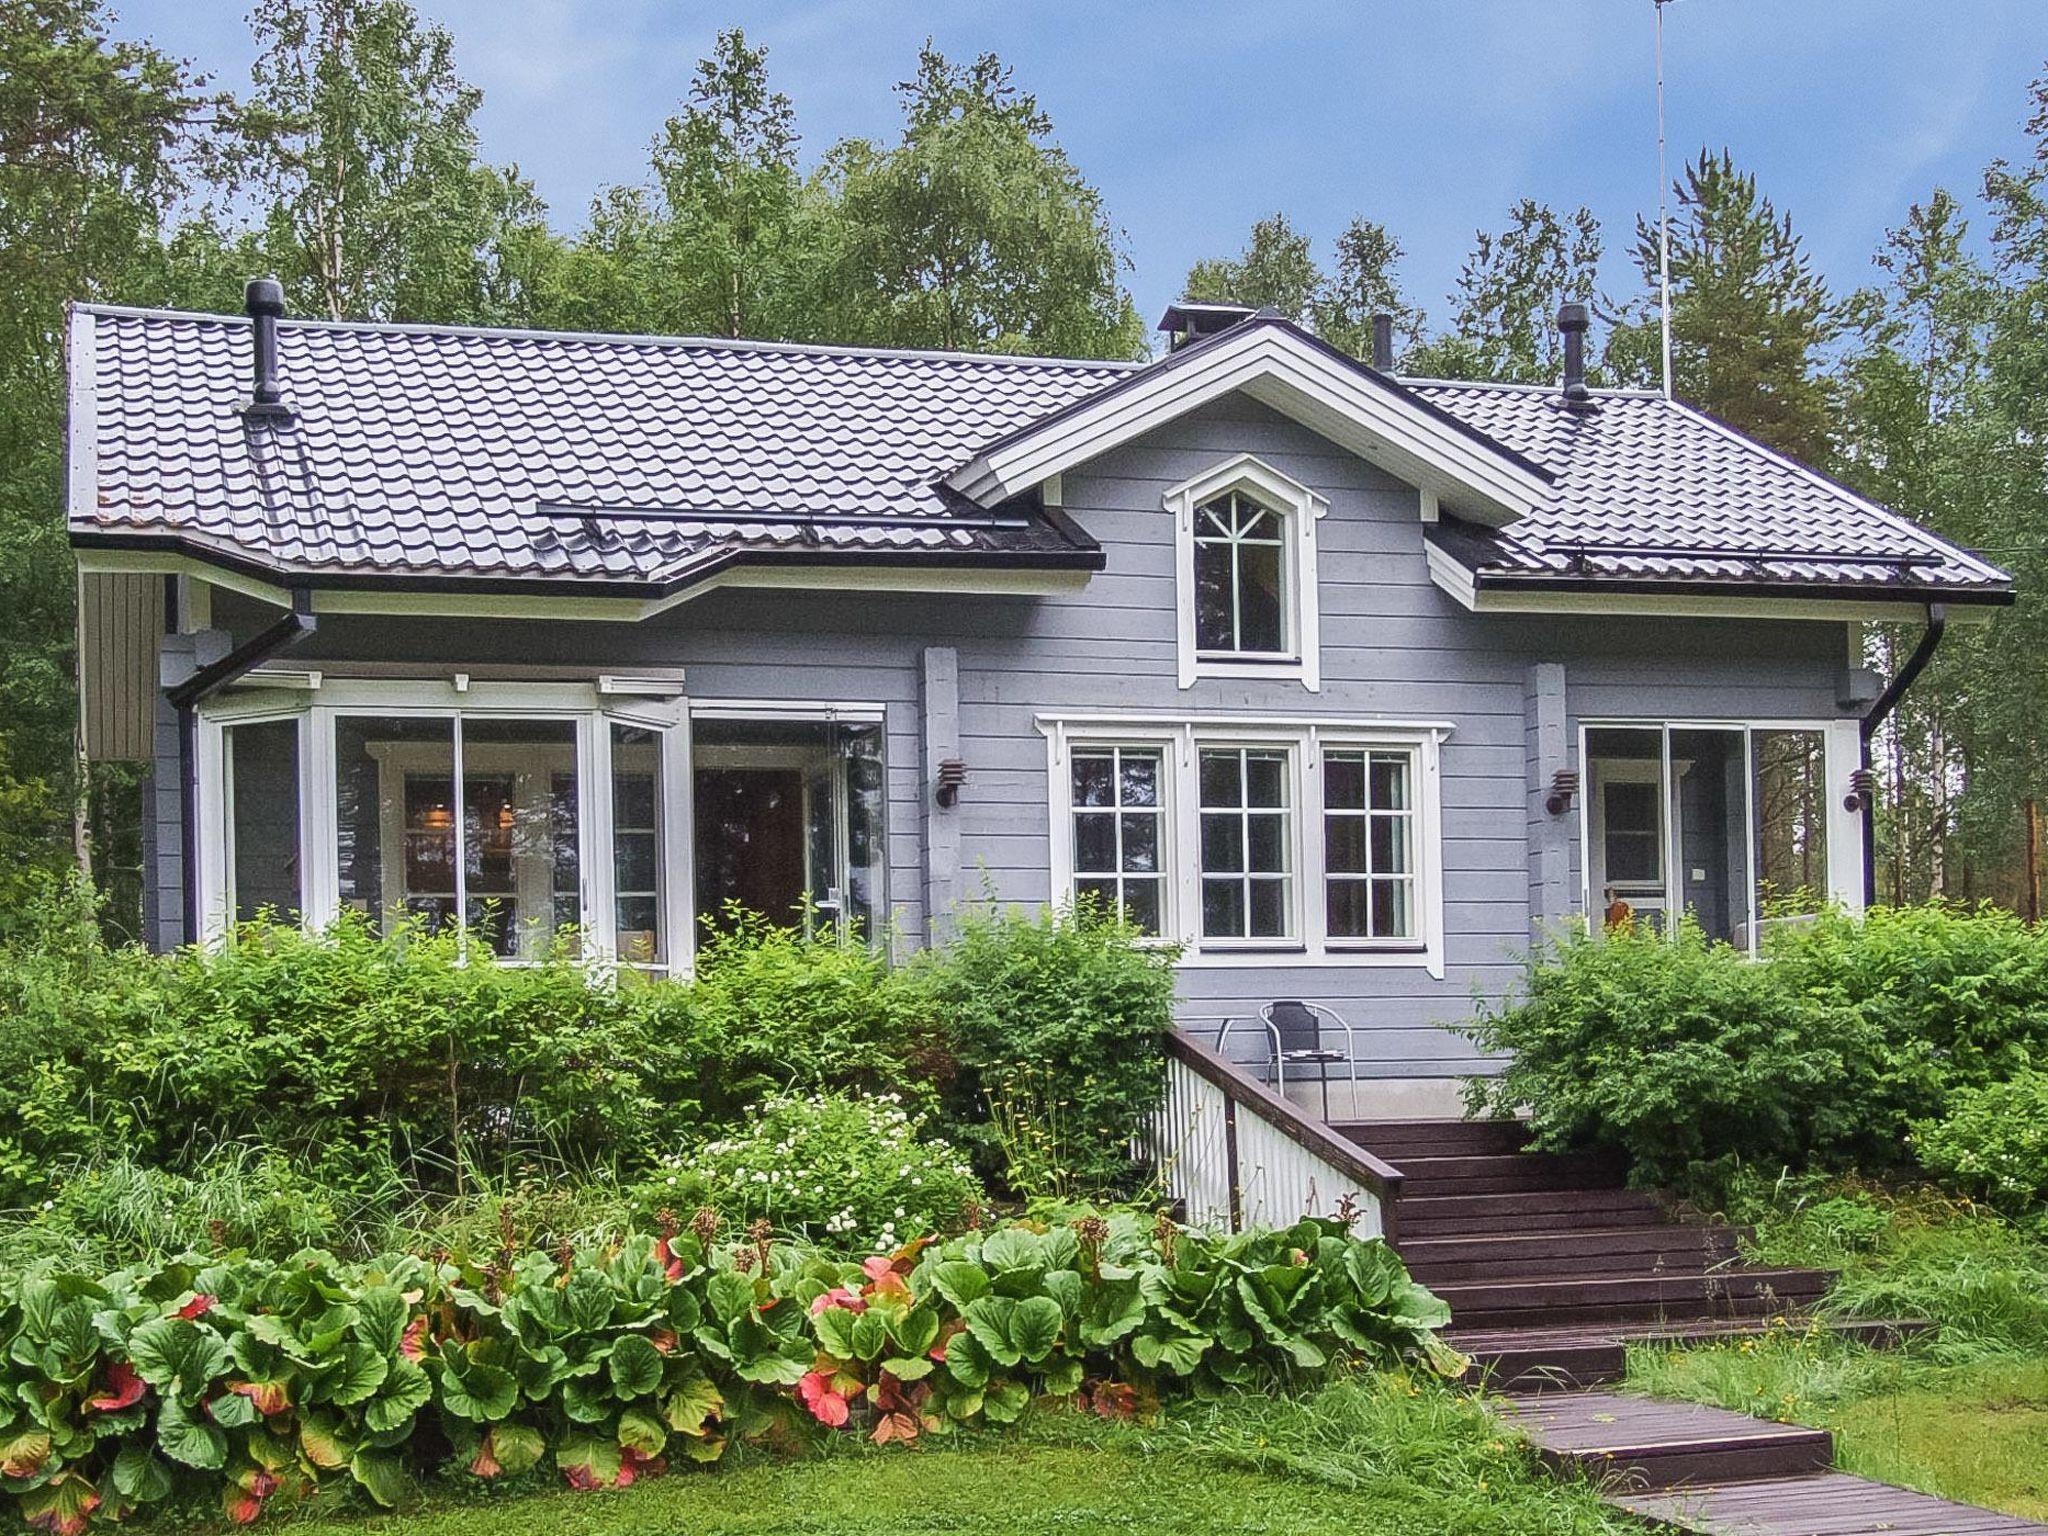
left=1855, top=602, right=1947, bottom=909
left=167, top=590, right=318, bottom=944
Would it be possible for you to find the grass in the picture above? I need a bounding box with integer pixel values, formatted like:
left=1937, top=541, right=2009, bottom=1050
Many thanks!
left=175, top=1376, right=1637, bottom=1536
left=1623, top=1179, right=2048, bottom=1521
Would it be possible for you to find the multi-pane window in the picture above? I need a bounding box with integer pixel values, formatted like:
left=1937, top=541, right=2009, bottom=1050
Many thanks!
left=1070, top=747, right=1164, bottom=934
left=1323, top=749, right=1416, bottom=942
left=1198, top=747, right=1294, bottom=940
left=1193, top=491, right=1287, bottom=655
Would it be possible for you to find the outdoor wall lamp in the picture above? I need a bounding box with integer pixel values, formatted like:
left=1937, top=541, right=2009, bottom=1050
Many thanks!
left=1545, top=768, right=1579, bottom=817
left=935, top=757, right=968, bottom=809
left=1843, top=767, right=1876, bottom=813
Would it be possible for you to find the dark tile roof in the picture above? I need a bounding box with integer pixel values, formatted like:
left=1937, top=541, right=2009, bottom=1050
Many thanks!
left=72, top=308, right=1133, bottom=591
left=72, top=307, right=2008, bottom=603
left=1408, top=379, right=2008, bottom=600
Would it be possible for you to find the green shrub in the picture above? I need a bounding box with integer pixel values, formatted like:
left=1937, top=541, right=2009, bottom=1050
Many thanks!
left=1914, top=1072, right=2048, bottom=1216
left=627, top=913, right=942, bottom=1123
left=0, top=1216, right=1452, bottom=1529
left=1466, top=904, right=2048, bottom=1195
left=910, top=903, right=1177, bottom=1196
left=633, top=1091, right=982, bottom=1250
left=1463, top=916, right=1860, bottom=1189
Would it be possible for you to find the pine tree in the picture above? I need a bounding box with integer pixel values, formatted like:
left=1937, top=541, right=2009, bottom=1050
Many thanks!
left=1630, top=150, right=1836, bottom=461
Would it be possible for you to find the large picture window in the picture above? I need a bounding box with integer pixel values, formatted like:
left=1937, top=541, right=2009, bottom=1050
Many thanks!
left=1046, top=717, right=1445, bottom=972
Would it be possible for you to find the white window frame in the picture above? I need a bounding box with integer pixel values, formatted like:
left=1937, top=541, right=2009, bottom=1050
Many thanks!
left=1167, top=455, right=1326, bottom=692
left=196, top=677, right=693, bottom=971
left=1577, top=715, right=1864, bottom=953
left=1040, top=713, right=1448, bottom=976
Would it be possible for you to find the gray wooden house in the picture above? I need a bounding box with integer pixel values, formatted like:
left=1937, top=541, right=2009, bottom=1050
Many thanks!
left=68, top=287, right=2010, bottom=1109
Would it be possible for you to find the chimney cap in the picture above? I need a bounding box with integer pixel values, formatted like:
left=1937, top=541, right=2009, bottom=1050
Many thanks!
left=244, top=276, right=287, bottom=318
left=1557, top=301, right=1590, bottom=333
left=1158, top=299, right=1260, bottom=349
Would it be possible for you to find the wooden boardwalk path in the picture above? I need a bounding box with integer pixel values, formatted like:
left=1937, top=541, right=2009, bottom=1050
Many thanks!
left=1498, top=1391, right=2046, bottom=1535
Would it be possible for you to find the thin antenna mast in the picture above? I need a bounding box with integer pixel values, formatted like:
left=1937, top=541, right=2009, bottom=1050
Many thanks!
left=1655, top=0, right=1675, bottom=398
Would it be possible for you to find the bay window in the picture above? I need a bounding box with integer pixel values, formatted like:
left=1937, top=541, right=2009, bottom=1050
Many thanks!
left=1045, top=715, right=1446, bottom=972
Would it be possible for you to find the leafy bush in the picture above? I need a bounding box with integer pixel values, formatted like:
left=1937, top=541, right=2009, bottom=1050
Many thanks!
left=1463, top=917, right=1853, bottom=1188
left=626, top=913, right=942, bottom=1123
left=1466, top=905, right=2048, bottom=1195
left=632, top=1092, right=982, bottom=1250
left=910, top=903, right=1177, bottom=1196
left=1914, top=1072, right=2048, bottom=1216
left=0, top=1216, right=1452, bottom=1530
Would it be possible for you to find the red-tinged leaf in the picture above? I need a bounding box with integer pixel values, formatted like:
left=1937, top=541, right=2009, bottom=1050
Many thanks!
left=870, top=1411, right=920, bottom=1446
left=562, top=1465, right=599, bottom=1492
left=654, top=1239, right=684, bottom=1283
left=224, top=1494, right=263, bottom=1526
left=85, top=1362, right=146, bottom=1413
left=21, top=1474, right=99, bottom=1536
left=648, top=1327, right=678, bottom=1355
left=2, top=1429, right=53, bottom=1479
left=229, top=1379, right=290, bottom=1416
left=469, top=1443, right=502, bottom=1479
left=176, top=1294, right=217, bottom=1320
left=621, top=1448, right=667, bottom=1481
left=398, top=1317, right=427, bottom=1362
left=808, top=1286, right=866, bottom=1318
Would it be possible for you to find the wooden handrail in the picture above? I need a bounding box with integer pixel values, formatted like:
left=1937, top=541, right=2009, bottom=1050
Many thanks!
left=1163, top=1028, right=1406, bottom=1244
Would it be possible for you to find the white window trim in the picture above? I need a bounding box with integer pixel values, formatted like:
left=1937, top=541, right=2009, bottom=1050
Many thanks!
left=1039, top=714, right=1446, bottom=976
left=1576, top=715, right=1865, bottom=952
left=1167, top=454, right=1326, bottom=692
left=197, top=677, right=694, bottom=972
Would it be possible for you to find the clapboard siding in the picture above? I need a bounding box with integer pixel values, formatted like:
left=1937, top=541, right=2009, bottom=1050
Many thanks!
left=155, top=391, right=1856, bottom=1086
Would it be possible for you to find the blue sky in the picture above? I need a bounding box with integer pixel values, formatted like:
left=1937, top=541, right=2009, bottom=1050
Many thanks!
left=121, top=0, right=2043, bottom=331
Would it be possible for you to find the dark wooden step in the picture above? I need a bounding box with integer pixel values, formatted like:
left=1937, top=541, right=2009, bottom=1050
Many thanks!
left=1395, top=1150, right=1627, bottom=1198
left=1435, top=1267, right=1834, bottom=1330
left=1399, top=1186, right=1670, bottom=1237
left=1500, top=1391, right=1833, bottom=1492
left=1336, top=1116, right=1531, bottom=1159
left=1408, top=1228, right=1747, bottom=1285
left=1617, top=1470, right=2048, bottom=1534
left=1451, top=1316, right=1926, bottom=1392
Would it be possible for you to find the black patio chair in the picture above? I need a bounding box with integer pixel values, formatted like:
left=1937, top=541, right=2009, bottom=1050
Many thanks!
left=1221, top=1001, right=1358, bottom=1121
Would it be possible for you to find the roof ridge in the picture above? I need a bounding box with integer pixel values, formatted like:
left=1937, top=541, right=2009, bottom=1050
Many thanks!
left=74, top=302, right=1149, bottom=373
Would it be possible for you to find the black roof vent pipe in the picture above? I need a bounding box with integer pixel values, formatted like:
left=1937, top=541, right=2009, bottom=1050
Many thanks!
left=1558, top=302, right=1594, bottom=413
left=242, top=276, right=293, bottom=422
left=1370, top=312, right=1395, bottom=370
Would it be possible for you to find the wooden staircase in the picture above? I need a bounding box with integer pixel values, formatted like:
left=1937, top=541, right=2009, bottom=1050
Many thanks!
left=1337, top=1117, right=1888, bottom=1385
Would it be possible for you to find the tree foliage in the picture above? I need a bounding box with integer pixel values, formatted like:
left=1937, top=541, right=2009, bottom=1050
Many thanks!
left=1407, top=200, right=1603, bottom=383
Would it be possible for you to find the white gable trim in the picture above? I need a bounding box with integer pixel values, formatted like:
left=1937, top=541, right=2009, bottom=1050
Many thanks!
left=947, top=323, right=1550, bottom=526
left=1166, top=455, right=1326, bottom=693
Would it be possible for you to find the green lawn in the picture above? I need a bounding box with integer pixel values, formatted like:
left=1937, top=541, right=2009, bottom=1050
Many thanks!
left=1626, top=1336, right=2048, bottom=1521
left=1620, top=1182, right=2048, bottom=1523
left=246, top=1377, right=1635, bottom=1536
